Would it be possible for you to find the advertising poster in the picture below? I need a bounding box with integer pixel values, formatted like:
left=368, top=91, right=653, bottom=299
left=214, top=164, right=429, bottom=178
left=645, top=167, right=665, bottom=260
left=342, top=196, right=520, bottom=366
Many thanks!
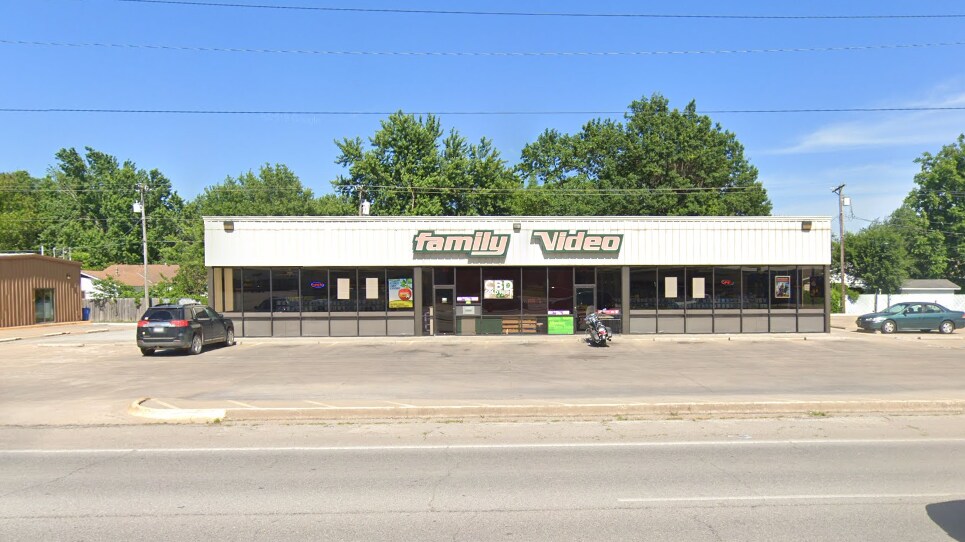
left=484, top=279, right=514, bottom=299
left=388, top=278, right=414, bottom=309
left=774, top=276, right=791, bottom=299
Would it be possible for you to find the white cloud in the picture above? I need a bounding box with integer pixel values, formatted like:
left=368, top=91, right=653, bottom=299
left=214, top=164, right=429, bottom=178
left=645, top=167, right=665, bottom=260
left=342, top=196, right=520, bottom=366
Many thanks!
left=763, top=87, right=965, bottom=155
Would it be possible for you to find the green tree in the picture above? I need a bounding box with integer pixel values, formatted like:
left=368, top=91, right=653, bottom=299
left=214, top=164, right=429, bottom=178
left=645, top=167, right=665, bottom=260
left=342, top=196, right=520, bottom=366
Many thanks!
left=516, top=93, right=772, bottom=216
left=333, top=112, right=519, bottom=216
left=37, top=147, right=185, bottom=268
left=885, top=204, right=947, bottom=279
left=0, top=171, right=45, bottom=251
left=846, top=223, right=911, bottom=293
left=904, top=134, right=965, bottom=285
left=89, top=276, right=140, bottom=301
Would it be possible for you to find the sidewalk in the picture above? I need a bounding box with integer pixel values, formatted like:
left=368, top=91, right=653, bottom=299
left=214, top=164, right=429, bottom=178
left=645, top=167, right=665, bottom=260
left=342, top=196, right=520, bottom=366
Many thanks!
left=0, top=321, right=131, bottom=342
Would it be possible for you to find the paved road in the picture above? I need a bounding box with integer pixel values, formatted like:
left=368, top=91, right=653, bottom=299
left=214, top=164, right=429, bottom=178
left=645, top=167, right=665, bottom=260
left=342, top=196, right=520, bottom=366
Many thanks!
left=2, top=419, right=963, bottom=541
left=1, top=328, right=965, bottom=424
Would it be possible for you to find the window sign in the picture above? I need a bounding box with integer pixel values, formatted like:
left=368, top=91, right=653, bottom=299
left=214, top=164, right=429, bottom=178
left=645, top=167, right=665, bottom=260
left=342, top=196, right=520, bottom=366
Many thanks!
left=484, top=279, right=514, bottom=299
left=388, top=278, right=414, bottom=309
left=337, top=278, right=351, bottom=300
left=365, top=277, right=379, bottom=299
left=775, top=276, right=791, bottom=299
left=664, top=276, right=678, bottom=298
left=692, top=277, right=706, bottom=299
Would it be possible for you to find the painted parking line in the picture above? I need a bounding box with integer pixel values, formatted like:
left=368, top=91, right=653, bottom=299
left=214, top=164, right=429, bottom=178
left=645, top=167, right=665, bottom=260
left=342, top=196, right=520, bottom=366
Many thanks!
left=152, top=399, right=180, bottom=409
left=304, top=400, right=336, bottom=408
left=227, top=400, right=257, bottom=408
left=618, top=493, right=962, bottom=503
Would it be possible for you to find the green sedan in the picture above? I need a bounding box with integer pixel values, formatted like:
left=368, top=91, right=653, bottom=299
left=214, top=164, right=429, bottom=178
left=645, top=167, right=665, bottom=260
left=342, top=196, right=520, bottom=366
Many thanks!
left=856, top=302, right=965, bottom=334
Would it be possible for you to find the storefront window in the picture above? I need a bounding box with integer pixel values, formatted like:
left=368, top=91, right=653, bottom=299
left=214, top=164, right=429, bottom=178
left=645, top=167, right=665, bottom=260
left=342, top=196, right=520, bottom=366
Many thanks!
left=434, top=267, right=454, bottom=285
left=801, top=267, right=826, bottom=309
left=329, top=269, right=357, bottom=312
left=358, top=268, right=386, bottom=312
left=301, top=268, right=328, bottom=312
left=684, top=267, right=713, bottom=310
left=242, top=269, right=270, bottom=312
left=658, top=267, right=685, bottom=310
left=713, top=267, right=741, bottom=309
left=742, top=267, right=769, bottom=309
left=629, top=268, right=657, bottom=310
left=597, top=267, right=621, bottom=312
left=575, top=267, right=595, bottom=284
left=482, top=267, right=520, bottom=315
left=770, top=268, right=798, bottom=309
left=547, top=267, right=573, bottom=314
left=455, top=267, right=481, bottom=305
left=386, top=268, right=414, bottom=312
left=231, top=268, right=243, bottom=312
left=522, top=267, right=547, bottom=315
left=271, top=268, right=300, bottom=312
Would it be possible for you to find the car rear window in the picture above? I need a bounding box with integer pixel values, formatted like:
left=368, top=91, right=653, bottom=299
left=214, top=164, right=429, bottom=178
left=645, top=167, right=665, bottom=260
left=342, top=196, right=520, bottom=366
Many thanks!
left=143, top=308, right=183, bottom=321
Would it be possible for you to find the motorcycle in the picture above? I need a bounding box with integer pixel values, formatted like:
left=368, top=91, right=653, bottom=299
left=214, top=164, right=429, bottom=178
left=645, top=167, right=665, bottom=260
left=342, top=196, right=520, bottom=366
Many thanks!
left=584, top=308, right=612, bottom=347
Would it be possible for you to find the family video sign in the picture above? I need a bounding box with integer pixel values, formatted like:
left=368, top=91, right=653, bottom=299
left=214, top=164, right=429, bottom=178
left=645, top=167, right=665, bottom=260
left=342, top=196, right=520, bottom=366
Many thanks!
left=531, top=230, right=623, bottom=254
left=412, top=230, right=510, bottom=257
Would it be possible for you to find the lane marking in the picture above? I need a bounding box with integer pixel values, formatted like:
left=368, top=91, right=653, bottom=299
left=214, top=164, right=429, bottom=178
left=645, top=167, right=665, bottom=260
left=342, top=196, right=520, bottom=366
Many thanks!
left=152, top=399, right=180, bottom=409
left=304, top=400, right=335, bottom=408
left=3, top=438, right=965, bottom=454
left=618, top=493, right=962, bottom=503
left=227, top=400, right=257, bottom=408
left=383, top=401, right=417, bottom=407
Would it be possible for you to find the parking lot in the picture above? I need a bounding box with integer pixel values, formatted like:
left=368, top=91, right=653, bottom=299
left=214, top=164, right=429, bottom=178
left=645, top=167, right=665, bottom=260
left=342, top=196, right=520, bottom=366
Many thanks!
left=1, top=321, right=964, bottom=425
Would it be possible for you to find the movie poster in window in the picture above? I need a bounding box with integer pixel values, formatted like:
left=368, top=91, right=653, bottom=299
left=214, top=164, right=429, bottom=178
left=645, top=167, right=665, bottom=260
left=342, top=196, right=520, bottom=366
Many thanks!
left=388, top=278, right=414, bottom=309
left=774, top=276, right=791, bottom=299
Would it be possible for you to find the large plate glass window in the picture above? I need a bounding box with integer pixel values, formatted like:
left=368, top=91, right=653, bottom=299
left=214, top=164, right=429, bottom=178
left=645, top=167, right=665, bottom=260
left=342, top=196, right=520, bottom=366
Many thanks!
left=629, top=268, right=657, bottom=310
left=358, top=268, right=386, bottom=312
left=547, top=267, right=573, bottom=314
left=658, top=267, right=685, bottom=310
left=386, top=268, right=415, bottom=312
left=301, top=269, right=329, bottom=312
left=329, top=269, right=357, bottom=312
left=271, top=268, right=300, bottom=313
left=242, top=269, right=271, bottom=312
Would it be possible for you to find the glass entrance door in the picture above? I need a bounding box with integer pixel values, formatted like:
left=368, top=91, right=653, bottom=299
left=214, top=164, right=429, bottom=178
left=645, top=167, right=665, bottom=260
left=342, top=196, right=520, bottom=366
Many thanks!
left=434, top=287, right=454, bottom=335
left=575, top=285, right=595, bottom=331
left=35, top=289, right=55, bottom=324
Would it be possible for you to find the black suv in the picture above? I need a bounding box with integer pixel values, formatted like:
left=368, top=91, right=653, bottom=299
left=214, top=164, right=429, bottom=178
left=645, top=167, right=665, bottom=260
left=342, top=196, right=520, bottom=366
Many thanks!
left=136, top=303, right=235, bottom=356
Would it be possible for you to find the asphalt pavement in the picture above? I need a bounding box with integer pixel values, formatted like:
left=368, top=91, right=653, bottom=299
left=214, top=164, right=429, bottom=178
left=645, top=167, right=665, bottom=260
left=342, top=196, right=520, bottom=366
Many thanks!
left=2, top=319, right=965, bottom=425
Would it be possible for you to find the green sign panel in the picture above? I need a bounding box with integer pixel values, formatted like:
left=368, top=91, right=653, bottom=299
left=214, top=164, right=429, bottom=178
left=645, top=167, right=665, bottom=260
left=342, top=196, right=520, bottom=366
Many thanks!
left=547, top=316, right=574, bottom=335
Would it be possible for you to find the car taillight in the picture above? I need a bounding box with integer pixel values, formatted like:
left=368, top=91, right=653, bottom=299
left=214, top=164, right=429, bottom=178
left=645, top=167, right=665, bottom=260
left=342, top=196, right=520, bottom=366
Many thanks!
left=137, top=320, right=148, bottom=327
left=170, top=320, right=190, bottom=327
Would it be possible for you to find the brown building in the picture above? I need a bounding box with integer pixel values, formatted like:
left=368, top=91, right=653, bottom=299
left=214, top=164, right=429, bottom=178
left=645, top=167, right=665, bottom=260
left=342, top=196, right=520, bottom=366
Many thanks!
left=0, top=254, right=82, bottom=327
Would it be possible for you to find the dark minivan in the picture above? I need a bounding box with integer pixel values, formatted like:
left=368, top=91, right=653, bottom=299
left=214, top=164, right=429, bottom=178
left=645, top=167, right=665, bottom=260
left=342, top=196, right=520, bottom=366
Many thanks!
left=136, top=303, right=235, bottom=356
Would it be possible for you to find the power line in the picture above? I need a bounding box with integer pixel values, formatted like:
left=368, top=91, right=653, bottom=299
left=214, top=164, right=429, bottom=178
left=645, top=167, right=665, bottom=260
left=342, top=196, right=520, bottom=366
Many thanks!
left=110, top=0, right=965, bottom=20
left=3, top=107, right=964, bottom=116
left=6, top=38, right=965, bottom=57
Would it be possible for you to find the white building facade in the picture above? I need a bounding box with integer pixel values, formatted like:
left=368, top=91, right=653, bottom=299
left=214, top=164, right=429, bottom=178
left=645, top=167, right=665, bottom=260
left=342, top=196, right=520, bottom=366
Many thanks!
left=204, top=216, right=832, bottom=337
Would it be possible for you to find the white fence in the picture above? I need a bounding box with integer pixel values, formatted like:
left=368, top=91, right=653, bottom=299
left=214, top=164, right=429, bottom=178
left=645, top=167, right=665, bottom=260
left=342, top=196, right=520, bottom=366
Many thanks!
left=846, top=294, right=965, bottom=315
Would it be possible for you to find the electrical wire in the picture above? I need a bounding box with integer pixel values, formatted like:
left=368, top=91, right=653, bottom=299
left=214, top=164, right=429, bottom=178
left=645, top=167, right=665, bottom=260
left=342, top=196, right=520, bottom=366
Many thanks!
left=6, top=38, right=965, bottom=57
left=3, top=107, right=965, bottom=115
left=109, top=0, right=965, bottom=20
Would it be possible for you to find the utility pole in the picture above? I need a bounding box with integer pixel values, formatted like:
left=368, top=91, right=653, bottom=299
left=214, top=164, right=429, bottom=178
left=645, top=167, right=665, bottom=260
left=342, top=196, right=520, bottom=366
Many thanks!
left=832, top=184, right=846, bottom=313
left=138, top=183, right=150, bottom=313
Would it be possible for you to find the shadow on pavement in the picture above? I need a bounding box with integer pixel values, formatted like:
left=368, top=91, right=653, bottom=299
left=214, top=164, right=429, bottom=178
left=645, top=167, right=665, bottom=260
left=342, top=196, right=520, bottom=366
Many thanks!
left=927, top=500, right=965, bottom=541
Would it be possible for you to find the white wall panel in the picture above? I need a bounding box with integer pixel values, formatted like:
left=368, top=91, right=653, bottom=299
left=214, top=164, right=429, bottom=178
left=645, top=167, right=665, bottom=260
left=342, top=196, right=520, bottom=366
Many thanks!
left=205, top=216, right=831, bottom=267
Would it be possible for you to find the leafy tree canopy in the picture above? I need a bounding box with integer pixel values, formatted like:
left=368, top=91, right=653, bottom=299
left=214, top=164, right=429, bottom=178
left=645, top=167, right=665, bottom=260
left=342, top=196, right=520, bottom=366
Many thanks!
left=333, top=112, right=519, bottom=216
left=516, top=93, right=772, bottom=216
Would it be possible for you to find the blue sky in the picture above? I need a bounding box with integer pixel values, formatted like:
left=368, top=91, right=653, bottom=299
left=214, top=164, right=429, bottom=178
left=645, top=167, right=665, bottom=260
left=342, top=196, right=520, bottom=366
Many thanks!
left=2, top=0, right=964, bottom=234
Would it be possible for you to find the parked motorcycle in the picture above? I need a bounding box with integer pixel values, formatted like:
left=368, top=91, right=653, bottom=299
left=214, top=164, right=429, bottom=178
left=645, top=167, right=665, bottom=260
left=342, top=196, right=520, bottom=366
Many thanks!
left=585, top=309, right=612, bottom=347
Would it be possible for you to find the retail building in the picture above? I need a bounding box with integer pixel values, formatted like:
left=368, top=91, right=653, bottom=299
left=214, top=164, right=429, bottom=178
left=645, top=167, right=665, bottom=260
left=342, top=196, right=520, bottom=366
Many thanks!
left=0, top=254, right=82, bottom=327
left=204, top=216, right=831, bottom=337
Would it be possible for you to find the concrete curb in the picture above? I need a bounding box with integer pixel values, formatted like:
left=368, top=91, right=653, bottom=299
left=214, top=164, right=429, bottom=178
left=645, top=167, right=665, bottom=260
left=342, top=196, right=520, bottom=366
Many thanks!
left=127, top=398, right=965, bottom=423
left=128, top=398, right=226, bottom=423
left=0, top=337, right=22, bottom=343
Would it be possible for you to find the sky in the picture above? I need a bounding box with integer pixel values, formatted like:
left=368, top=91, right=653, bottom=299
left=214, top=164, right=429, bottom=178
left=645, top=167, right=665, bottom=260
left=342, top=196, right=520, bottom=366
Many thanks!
left=2, top=0, right=964, bottom=234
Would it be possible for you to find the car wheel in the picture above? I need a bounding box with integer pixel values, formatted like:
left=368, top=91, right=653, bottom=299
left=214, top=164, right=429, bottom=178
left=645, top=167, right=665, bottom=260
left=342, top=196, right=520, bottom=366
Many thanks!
left=939, top=320, right=955, bottom=334
left=190, top=333, right=203, bottom=355
left=140, top=348, right=155, bottom=356
left=880, top=320, right=897, bottom=334
left=225, top=328, right=235, bottom=346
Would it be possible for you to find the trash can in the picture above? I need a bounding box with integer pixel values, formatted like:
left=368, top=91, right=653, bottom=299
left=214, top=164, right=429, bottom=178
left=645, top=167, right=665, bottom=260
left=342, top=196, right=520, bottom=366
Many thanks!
left=82, top=307, right=91, bottom=321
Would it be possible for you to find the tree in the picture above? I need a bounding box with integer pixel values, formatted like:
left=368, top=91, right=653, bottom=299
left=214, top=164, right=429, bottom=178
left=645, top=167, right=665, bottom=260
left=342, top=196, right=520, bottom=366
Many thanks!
left=885, top=204, right=946, bottom=279
left=37, top=147, right=185, bottom=269
left=171, top=164, right=349, bottom=298
left=0, top=171, right=45, bottom=251
left=516, top=93, right=772, bottom=216
left=904, top=134, right=965, bottom=285
left=333, top=112, right=519, bottom=216
left=89, top=276, right=140, bottom=302
left=845, top=223, right=911, bottom=293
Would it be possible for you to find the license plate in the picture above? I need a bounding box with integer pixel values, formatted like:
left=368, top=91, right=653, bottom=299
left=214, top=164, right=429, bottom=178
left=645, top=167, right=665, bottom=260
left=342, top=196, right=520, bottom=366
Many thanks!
left=152, top=327, right=164, bottom=333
